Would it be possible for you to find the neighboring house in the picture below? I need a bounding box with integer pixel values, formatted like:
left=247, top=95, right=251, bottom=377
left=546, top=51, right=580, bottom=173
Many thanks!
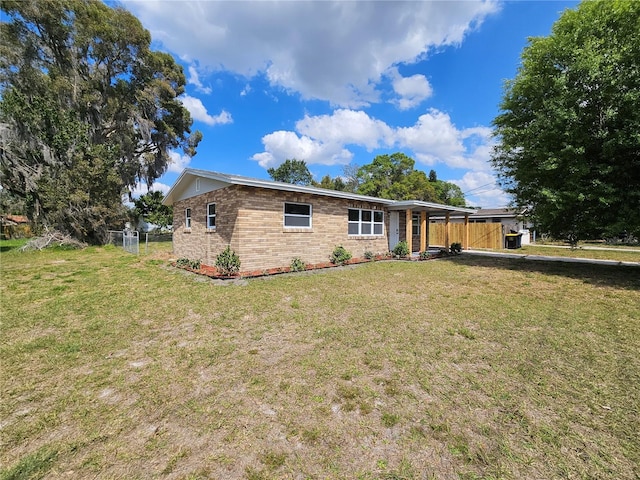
left=163, top=169, right=475, bottom=272
left=0, top=214, right=31, bottom=239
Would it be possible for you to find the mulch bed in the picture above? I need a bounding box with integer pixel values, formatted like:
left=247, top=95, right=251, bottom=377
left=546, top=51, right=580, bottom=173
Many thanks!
left=173, top=252, right=447, bottom=280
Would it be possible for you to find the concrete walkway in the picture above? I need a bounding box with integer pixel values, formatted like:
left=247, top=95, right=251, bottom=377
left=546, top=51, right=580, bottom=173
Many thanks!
left=464, top=249, right=640, bottom=267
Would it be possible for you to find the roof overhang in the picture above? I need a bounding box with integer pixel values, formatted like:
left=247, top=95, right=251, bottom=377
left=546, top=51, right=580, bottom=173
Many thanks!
left=386, top=200, right=476, bottom=216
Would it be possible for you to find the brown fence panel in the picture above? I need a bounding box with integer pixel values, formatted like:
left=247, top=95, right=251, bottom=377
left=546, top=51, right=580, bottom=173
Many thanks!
left=428, top=223, right=503, bottom=249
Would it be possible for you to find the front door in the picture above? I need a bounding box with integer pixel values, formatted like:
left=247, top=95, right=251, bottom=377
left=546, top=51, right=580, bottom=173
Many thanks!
left=389, top=211, right=400, bottom=251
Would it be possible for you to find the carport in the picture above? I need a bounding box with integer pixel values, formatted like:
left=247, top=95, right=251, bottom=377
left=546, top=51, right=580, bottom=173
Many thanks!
left=387, top=201, right=476, bottom=252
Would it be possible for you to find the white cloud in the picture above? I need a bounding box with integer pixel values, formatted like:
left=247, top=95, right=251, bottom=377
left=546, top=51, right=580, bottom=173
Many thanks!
left=125, top=181, right=172, bottom=208
left=388, top=67, right=433, bottom=110
left=187, top=65, right=212, bottom=94
left=452, top=171, right=509, bottom=208
left=179, top=94, right=233, bottom=126
left=167, top=150, right=191, bottom=174
left=296, top=109, right=394, bottom=151
left=252, top=108, right=502, bottom=203
left=396, top=109, right=466, bottom=166
left=251, top=131, right=353, bottom=168
left=125, top=1, right=500, bottom=107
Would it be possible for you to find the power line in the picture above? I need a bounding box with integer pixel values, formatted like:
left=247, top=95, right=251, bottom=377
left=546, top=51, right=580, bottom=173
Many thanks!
left=461, top=182, right=498, bottom=195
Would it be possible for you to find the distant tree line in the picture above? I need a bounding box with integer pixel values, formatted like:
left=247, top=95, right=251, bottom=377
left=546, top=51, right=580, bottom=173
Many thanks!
left=267, top=154, right=466, bottom=206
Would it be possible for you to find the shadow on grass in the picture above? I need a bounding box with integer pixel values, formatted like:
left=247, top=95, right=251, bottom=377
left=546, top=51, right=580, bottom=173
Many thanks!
left=442, top=254, right=640, bottom=291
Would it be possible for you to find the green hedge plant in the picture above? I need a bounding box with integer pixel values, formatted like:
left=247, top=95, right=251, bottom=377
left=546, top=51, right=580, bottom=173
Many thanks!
left=330, top=245, right=352, bottom=265
left=215, top=246, right=241, bottom=276
left=392, top=241, right=409, bottom=258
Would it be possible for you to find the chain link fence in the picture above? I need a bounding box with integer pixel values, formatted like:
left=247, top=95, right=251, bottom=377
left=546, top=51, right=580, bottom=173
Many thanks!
left=107, top=230, right=172, bottom=255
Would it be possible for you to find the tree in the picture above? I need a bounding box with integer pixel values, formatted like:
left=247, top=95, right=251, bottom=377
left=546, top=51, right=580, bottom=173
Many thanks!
left=492, top=0, right=640, bottom=242
left=356, top=152, right=447, bottom=203
left=267, top=159, right=313, bottom=185
left=433, top=181, right=466, bottom=207
left=132, top=191, right=173, bottom=230
left=0, top=0, right=201, bottom=243
left=341, top=163, right=361, bottom=193
left=314, top=174, right=347, bottom=191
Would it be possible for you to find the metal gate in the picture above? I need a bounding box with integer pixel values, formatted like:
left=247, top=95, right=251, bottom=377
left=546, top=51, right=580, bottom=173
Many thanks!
left=107, top=230, right=139, bottom=254
left=123, top=230, right=139, bottom=254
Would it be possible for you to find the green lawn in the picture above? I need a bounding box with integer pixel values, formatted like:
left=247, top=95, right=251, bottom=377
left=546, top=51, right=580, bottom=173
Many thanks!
left=1, top=243, right=639, bottom=479
left=513, top=244, right=640, bottom=263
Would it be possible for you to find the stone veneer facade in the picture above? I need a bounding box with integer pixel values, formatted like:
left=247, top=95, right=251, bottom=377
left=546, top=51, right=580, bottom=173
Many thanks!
left=172, top=184, right=390, bottom=272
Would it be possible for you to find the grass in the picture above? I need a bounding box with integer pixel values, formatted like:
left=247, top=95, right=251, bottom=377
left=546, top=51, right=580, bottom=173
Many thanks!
left=1, top=241, right=639, bottom=479
left=516, top=244, right=640, bottom=262
left=472, top=243, right=640, bottom=263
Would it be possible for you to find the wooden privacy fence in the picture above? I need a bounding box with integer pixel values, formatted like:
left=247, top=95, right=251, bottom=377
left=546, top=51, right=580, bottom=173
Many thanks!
left=429, top=223, right=503, bottom=249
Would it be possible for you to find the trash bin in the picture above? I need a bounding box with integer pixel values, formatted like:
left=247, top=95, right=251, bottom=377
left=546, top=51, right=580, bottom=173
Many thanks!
left=505, top=233, right=523, bottom=249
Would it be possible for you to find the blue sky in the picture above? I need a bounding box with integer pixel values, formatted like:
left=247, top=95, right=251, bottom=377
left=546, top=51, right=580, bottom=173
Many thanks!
left=123, top=0, right=579, bottom=207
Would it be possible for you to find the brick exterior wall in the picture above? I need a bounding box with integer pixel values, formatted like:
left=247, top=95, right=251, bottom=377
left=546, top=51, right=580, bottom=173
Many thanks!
left=173, top=185, right=390, bottom=272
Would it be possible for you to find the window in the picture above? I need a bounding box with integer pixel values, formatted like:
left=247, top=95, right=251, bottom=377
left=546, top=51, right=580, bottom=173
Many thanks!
left=207, top=203, right=216, bottom=229
left=412, top=214, right=420, bottom=235
left=284, top=202, right=312, bottom=228
left=185, top=208, right=192, bottom=229
left=348, top=208, right=384, bottom=236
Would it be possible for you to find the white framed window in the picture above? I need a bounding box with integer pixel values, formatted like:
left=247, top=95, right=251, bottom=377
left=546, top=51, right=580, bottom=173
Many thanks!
left=284, top=202, right=312, bottom=228
left=207, top=203, right=216, bottom=229
left=185, top=208, right=192, bottom=229
left=348, top=208, right=384, bottom=236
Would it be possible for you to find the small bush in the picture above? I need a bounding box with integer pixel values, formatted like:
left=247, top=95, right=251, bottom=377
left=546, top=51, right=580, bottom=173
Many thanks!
left=363, top=250, right=374, bottom=260
left=419, top=250, right=430, bottom=260
left=176, top=257, right=201, bottom=269
left=392, top=241, right=409, bottom=257
left=290, top=257, right=306, bottom=272
left=215, top=246, right=241, bottom=276
left=450, top=242, right=462, bottom=254
left=330, top=245, right=352, bottom=265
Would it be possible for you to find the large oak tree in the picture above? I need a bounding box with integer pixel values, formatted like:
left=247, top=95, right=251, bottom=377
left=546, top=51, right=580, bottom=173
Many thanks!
left=355, top=152, right=465, bottom=205
left=492, top=0, right=640, bottom=242
left=0, top=0, right=201, bottom=243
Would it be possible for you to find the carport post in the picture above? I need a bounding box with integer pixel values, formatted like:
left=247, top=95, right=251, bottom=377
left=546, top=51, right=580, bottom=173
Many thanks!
left=445, top=212, right=451, bottom=249
left=420, top=211, right=427, bottom=252
left=405, top=209, right=412, bottom=253
left=464, top=214, right=469, bottom=250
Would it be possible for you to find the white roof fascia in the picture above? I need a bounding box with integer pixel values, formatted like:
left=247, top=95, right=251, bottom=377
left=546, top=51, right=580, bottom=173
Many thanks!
left=387, top=200, right=476, bottom=215
left=164, top=168, right=396, bottom=206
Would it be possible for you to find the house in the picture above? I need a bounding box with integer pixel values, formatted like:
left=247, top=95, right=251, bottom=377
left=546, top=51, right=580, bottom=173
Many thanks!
left=163, top=169, right=475, bottom=272
left=0, top=214, right=31, bottom=239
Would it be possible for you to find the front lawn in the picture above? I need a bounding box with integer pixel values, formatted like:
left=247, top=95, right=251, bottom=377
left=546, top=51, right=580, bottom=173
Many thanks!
left=1, top=246, right=638, bottom=479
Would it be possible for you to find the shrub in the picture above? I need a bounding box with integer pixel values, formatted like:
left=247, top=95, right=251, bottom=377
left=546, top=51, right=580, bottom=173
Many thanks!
left=215, top=246, right=241, bottom=276
left=330, top=245, right=352, bottom=265
left=392, top=241, right=409, bottom=258
left=290, top=257, right=306, bottom=272
left=419, top=250, right=430, bottom=260
left=363, top=250, right=374, bottom=260
left=450, top=242, right=462, bottom=254
left=176, top=257, right=201, bottom=269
